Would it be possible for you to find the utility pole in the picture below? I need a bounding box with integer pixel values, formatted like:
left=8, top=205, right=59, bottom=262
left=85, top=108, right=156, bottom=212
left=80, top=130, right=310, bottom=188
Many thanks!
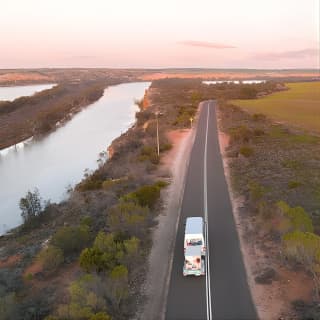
left=156, top=111, right=160, bottom=157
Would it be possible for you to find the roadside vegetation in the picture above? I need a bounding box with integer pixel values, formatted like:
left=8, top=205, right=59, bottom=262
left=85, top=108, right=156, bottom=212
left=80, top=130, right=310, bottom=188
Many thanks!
left=219, top=98, right=320, bottom=318
left=0, top=78, right=288, bottom=319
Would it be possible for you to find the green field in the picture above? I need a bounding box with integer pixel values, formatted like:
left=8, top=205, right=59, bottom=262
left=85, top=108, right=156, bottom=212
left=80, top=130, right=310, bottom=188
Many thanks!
left=232, top=82, right=320, bottom=133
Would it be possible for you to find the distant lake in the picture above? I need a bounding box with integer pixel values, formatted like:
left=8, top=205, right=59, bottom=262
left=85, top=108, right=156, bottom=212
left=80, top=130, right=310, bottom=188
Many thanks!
left=203, top=80, right=266, bottom=85
left=0, top=82, right=150, bottom=235
left=0, top=83, right=56, bottom=101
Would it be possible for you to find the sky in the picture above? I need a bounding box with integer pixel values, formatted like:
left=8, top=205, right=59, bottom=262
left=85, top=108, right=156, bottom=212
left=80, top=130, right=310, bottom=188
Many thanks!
left=0, top=0, right=319, bottom=69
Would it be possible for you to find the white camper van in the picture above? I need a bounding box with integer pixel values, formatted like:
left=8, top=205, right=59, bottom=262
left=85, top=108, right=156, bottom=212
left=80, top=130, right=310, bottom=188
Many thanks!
left=183, top=217, right=206, bottom=276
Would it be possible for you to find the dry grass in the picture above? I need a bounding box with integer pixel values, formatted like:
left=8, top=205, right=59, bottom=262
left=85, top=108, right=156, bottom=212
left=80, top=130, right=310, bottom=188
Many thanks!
left=232, top=82, right=320, bottom=133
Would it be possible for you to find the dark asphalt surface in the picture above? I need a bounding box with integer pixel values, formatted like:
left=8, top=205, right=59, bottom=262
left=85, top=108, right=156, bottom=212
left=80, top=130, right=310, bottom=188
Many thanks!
left=165, top=101, right=257, bottom=320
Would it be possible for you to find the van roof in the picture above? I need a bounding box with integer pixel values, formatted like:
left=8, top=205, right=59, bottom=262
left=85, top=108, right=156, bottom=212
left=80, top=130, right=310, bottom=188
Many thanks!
left=185, top=217, right=203, bottom=235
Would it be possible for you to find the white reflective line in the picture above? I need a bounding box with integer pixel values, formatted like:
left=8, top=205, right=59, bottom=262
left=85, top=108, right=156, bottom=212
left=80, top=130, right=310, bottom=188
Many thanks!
left=204, top=102, right=212, bottom=320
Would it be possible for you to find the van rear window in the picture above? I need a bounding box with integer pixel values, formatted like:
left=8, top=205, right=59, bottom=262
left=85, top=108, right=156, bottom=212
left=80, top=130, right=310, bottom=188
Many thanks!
left=187, top=239, right=202, bottom=246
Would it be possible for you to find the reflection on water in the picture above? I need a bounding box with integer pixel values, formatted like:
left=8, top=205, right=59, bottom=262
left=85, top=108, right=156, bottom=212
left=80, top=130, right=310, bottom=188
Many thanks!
left=203, top=80, right=266, bottom=85
left=0, top=83, right=56, bottom=101
left=0, top=82, right=150, bottom=235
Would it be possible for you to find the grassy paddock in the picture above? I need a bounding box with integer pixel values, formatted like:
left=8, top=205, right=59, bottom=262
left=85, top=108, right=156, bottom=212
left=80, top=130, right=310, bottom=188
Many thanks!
left=231, top=82, right=320, bottom=133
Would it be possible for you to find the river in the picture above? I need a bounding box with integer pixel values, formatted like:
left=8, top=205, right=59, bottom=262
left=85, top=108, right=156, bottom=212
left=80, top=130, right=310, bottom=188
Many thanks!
left=0, top=82, right=150, bottom=235
left=0, top=83, right=56, bottom=101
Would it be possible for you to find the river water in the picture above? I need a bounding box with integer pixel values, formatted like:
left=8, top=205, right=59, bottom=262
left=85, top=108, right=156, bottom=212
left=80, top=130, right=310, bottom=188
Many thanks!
left=203, top=80, right=266, bottom=84
left=0, top=83, right=56, bottom=101
left=0, top=82, right=150, bottom=235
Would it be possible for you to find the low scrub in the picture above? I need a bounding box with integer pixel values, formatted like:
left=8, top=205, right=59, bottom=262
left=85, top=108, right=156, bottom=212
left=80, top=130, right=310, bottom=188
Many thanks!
left=51, top=225, right=91, bottom=256
left=288, top=180, right=302, bottom=189
left=239, top=145, right=254, bottom=157
left=38, top=245, right=64, bottom=274
left=122, top=182, right=165, bottom=208
left=229, top=125, right=253, bottom=144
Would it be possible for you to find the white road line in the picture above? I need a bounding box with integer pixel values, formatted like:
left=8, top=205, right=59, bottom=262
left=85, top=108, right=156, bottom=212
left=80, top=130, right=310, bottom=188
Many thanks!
left=204, top=102, right=212, bottom=320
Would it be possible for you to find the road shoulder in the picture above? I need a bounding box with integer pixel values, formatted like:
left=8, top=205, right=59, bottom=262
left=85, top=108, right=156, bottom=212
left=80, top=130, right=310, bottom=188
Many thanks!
left=138, top=127, right=196, bottom=320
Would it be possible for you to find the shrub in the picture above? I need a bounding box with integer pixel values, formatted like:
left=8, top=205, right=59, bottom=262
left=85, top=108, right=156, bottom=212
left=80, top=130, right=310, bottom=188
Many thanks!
left=107, top=202, right=149, bottom=238
left=239, top=86, right=258, bottom=99
left=252, top=113, right=266, bottom=121
left=123, top=184, right=161, bottom=208
left=90, top=312, right=112, bottom=320
left=253, top=128, right=265, bottom=136
left=56, top=274, right=108, bottom=319
left=248, top=181, right=266, bottom=203
left=160, top=143, right=173, bottom=152
left=229, top=125, right=252, bottom=143
left=80, top=232, right=124, bottom=273
left=38, top=245, right=64, bottom=273
left=288, top=180, right=302, bottom=189
left=77, top=175, right=103, bottom=191
left=80, top=216, right=93, bottom=227
left=51, top=225, right=90, bottom=255
left=155, top=180, right=169, bottom=189
left=138, top=146, right=159, bottom=164
left=281, top=159, right=301, bottom=170
left=239, top=145, right=254, bottom=157
left=109, top=265, right=129, bottom=308
left=277, top=201, right=313, bottom=233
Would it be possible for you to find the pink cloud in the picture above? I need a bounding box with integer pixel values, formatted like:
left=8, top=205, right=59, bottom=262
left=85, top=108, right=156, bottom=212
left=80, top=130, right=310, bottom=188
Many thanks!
left=254, top=48, right=319, bottom=60
left=178, top=40, right=236, bottom=49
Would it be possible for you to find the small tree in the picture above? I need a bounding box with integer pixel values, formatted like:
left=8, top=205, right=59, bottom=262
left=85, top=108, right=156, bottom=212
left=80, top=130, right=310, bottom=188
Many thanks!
left=79, top=232, right=124, bottom=273
left=107, top=202, right=149, bottom=238
left=57, top=274, right=108, bottom=319
left=19, top=188, right=43, bottom=224
left=109, top=265, right=128, bottom=309
left=51, top=225, right=90, bottom=255
left=122, top=237, right=140, bottom=271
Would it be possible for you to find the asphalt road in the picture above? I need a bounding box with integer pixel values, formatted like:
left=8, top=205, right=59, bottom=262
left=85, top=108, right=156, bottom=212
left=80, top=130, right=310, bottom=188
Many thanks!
left=165, top=101, right=257, bottom=320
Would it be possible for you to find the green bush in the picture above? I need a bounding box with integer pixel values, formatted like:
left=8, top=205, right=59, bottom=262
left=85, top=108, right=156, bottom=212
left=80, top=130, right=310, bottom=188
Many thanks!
left=123, top=184, right=161, bottom=208
left=248, top=181, right=267, bottom=203
left=239, top=145, right=254, bottom=157
left=229, top=125, right=252, bottom=143
left=90, top=312, right=112, bottom=320
left=288, top=180, right=302, bottom=189
left=252, top=113, right=266, bottom=121
left=138, top=146, right=159, bottom=164
left=38, top=245, right=64, bottom=273
left=160, top=143, right=173, bottom=152
left=77, top=175, right=103, bottom=191
left=155, top=180, right=169, bottom=189
left=107, top=202, right=149, bottom=238
left=80, top=216, right=93, bottom=227
left=51, top=225, right=90, bottom=255
left=79, top=232, right=140, bottom=273
left=56, top=274, right=108, bottom=319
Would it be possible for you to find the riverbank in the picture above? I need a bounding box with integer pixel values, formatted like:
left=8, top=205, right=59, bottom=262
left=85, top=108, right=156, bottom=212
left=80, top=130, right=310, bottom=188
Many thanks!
left=0, top=80, right=124, bottom=150
left=0, top=81, right=182, bottom=319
